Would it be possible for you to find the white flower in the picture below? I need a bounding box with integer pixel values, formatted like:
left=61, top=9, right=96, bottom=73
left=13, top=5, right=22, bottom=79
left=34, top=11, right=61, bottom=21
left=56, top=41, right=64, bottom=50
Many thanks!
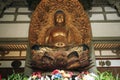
left=41, top=76, right=50, bottom=80
left=28, top=76, right=32, bottom=80
left=75, top=72, right=97, bottom=80
left=75, top=77, right=82, bottom=80
left=82, top=73, right=96, bottom=80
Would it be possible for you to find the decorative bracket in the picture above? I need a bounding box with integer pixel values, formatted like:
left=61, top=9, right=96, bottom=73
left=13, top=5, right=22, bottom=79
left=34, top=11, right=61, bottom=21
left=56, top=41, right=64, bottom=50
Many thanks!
left=107, top=0, right=120, bottom=16
left=0, top=0, right=13, bottom=18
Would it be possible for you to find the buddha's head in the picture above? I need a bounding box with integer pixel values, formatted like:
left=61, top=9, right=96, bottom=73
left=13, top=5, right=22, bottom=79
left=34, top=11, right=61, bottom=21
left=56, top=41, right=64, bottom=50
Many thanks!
left=54, top=10, right=65, bottom=27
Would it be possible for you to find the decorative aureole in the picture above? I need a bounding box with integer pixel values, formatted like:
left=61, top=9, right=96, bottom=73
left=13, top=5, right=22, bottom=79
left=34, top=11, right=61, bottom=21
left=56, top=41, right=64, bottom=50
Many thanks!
left=29, top=0, right=92, bottom=72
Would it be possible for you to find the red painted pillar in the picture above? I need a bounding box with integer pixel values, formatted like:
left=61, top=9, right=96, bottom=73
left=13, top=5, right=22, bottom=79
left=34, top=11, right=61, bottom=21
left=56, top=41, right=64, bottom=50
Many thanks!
left=0, top=74, right=1, bottom=80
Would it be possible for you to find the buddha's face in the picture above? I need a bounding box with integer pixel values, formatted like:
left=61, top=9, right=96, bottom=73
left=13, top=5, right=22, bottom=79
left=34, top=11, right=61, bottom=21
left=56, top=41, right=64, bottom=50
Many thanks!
left=56, top=13, right=64, bottom=23
left=54, top=10, right=65, bottom=26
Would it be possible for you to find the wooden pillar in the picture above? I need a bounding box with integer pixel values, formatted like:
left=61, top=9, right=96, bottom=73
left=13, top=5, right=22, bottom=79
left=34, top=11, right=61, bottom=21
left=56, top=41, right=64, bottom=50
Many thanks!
left=24, top=43, right=33, bottom=76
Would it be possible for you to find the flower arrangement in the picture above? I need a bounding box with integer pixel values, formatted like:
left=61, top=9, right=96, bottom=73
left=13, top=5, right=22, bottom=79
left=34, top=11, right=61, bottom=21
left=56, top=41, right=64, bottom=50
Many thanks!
left=4, top=70, right=120, bottom=80
left=75, top=71, right=96, bottom=80
left=51, top=69, right=73, bottom=80
left=28, top=72, right=50, bottom=80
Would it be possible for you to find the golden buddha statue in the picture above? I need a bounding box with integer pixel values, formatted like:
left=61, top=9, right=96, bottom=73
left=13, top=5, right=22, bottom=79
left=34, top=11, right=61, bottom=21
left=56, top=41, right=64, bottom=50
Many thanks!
left=25, top=0, right=96, bottom=75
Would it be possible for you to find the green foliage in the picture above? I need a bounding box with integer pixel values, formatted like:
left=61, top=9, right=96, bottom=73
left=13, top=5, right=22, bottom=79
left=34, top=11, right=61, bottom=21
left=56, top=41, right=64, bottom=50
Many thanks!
left=94, top=71, right=120, bottom=80
left=7, top=71, right=28, bottom=80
